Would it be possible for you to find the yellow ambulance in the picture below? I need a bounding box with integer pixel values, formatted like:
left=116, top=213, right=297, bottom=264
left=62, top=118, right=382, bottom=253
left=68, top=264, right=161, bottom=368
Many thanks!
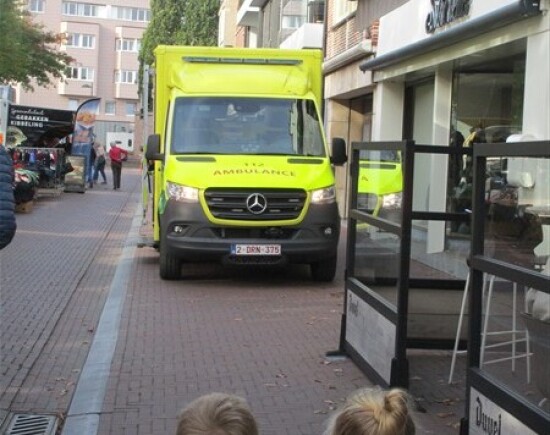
left=144, top=46, right=346, bottom=281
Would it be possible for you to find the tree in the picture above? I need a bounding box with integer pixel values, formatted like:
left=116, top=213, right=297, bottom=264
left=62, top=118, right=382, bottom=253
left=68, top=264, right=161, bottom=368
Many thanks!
left=138, top=0, right=219, bottom=95
left=0, top=0, right=72, bottom=90
left=139, top=0, right=187, bottom=73
left=176, top=0, right=219, bottom=47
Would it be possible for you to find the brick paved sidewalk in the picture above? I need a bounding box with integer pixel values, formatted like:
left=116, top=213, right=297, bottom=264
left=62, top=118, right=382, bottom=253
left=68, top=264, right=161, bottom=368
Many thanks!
left=0, top=155, right=491, bottom=435
left=0, top=160, right=143, bottom=432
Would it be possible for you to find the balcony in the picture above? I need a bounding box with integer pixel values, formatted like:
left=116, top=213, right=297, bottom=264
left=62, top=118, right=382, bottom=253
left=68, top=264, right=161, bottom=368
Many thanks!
left=280, top=22, right=323, bottom=49
left=58, top=80, right=96, bottom=97
left=115, top=83, right=139, bottom=100
left=237, top=0, right=260, bottom=27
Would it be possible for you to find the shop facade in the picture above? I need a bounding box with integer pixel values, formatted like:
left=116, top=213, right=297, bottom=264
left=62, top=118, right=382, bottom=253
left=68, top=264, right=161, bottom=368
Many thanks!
left=334, top=0, right=549, bottom=433
left=361, top=0, right=549, bottom=229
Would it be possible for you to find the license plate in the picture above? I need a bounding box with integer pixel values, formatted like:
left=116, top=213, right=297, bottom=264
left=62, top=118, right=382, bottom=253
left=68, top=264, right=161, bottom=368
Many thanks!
left=231, top=244, right=281, bottom=256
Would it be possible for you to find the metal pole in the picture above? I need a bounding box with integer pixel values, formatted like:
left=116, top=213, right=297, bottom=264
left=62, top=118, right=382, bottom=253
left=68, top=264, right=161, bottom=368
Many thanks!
left=141, top=65, right=150, bottom=222
left=143, top=65, right=150, bottom=145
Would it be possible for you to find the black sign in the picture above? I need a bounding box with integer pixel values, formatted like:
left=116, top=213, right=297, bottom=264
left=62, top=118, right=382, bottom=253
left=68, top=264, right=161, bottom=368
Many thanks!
left=475, top=396, right=502, bottom=435
left=426, top=0, right=471, bottom=33
left=7, top=104, right=74, bottom=148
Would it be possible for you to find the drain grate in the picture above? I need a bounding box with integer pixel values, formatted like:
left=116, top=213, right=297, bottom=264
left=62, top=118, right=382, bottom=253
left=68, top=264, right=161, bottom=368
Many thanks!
left=5, top=414, right=58, bottom=435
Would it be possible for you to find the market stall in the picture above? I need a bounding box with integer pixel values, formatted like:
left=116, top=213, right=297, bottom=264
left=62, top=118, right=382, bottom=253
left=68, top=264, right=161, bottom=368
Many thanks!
left=6, top=104, right=75, bottom=200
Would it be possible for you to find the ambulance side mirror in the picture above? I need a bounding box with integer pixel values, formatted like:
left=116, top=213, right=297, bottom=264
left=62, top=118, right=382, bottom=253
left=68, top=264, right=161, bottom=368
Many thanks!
left=330, top=137, right=347, bottom=165
left=145, top=134, right=163, bottom=161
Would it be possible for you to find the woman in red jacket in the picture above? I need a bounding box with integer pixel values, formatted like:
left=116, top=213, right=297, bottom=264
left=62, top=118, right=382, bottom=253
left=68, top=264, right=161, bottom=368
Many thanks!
left=108, top=141, right=128, bottom=190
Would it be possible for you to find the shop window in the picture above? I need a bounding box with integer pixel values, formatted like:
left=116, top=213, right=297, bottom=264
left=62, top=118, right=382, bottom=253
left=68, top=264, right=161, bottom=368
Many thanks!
left=451, top=69, right=524, bottom=144
left=448, top=48, right=526, bottom=232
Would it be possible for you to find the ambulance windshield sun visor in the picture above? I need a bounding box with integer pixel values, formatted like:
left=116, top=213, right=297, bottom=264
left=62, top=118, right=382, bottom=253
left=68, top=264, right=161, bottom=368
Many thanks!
left=170, top=97, right=326, bottom=157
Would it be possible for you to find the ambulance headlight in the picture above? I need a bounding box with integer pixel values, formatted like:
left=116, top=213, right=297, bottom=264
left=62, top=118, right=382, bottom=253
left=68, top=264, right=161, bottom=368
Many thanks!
left=166, top=182, right=199, bottom=203
left=311, top=186, right=336, bottom=204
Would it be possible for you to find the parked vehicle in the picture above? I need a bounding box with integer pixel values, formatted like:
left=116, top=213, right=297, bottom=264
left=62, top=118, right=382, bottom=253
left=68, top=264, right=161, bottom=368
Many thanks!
left=144, top=46, right=346, bottom=281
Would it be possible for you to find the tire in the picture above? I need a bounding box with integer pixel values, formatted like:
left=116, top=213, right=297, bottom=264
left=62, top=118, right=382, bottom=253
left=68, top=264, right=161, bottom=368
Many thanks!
left=310, top=256, right=337, bottom=282
left=159, top=228, right=181, bottom=280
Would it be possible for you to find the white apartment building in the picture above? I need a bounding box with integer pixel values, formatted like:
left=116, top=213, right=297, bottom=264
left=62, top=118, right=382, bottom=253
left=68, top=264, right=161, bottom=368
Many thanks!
left=18, top=0, right=150, bottom=145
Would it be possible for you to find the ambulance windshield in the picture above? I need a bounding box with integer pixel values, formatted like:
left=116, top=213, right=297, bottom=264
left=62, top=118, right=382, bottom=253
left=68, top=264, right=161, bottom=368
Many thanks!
left=170, top=97, right=326, bottom=157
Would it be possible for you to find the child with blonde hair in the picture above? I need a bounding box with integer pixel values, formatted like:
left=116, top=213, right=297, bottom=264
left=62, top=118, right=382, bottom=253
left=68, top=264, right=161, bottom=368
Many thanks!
left=176, top=392, right=258, bottom=435
left=324, top=387, right=415, bottom=435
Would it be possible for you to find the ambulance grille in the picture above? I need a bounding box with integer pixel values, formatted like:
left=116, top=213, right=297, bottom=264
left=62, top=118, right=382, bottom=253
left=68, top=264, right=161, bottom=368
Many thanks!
left=204, top=188, right=306, bottom=221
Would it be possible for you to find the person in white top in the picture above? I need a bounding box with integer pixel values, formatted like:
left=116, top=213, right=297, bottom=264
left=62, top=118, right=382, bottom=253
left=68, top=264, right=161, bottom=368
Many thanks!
left=92, top=141, right=107, bottom=185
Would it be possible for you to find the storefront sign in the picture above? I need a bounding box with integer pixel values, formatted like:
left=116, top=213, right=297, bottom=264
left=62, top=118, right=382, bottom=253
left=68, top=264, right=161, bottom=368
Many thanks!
left=426, top=0, right=471, bottom=33
left=469, top=389, right=537, bottom=435
left=345, top=289, right=395, bottom=384
left=7, top=105, right=74, bottom=147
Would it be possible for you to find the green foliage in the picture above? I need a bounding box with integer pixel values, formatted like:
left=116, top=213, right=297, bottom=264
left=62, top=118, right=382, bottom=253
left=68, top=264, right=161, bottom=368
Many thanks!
left=138, top=0, right=219, bottom=98
left=176, top=0, right=219, bottom=47
left=0, top=0, right=72, bottom=90
left=139, top=0, right=187, bottom=70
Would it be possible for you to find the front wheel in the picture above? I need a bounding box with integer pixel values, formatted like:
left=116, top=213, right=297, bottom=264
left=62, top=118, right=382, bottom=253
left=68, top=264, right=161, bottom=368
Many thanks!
left=310, top=256, right=337, bottom=282
left=159, top=228, right=181, bottom=280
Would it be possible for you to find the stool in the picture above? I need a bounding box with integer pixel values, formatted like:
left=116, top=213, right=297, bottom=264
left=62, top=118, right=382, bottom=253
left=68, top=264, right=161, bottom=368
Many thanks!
left=479, top=276, right=530, bottom=379
left=521, top=312, right=549, bottom=408
left=448, top=272, right=531, bottom=384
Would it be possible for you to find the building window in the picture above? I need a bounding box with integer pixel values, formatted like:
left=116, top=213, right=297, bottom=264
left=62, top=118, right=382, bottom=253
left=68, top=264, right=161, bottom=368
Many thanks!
left=62, top=2, right=98, bottom=17
left=68, top=99, right=79, bottom=111
left=307, top=0, right=324, bottom=24
left=332, top=0, right=357, bottom=23
left=115, top=70, right=137, bottom=84
left=28, top=0, right=45, bottom=13
left=66, top=66, right=94, bottom=80
left=116, top=38, right=141, bottom=52
left=111, top=6, right=150, bottom=22
left=125, top=102, right=136, bottom=116
left=105, top=101, right=116, bottom=115
left=66, top=33, right=95, bottom=49
left=282, top=15, right=304, bottom=29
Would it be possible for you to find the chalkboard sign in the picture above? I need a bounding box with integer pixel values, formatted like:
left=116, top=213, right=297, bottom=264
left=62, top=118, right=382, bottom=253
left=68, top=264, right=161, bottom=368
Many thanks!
left=64, top=155, right=86, bottom=193
left=345, top=288, right=395, bottom=384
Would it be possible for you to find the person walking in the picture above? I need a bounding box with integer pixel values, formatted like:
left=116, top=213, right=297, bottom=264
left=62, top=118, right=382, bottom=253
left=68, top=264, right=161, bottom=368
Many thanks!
left=87, top=143, right=96, bottom=188
left=108, top=141, right=128, bottom=190
left=0, top=132, right=17, bottom=250
left=92, top=141, right=108, bottom=185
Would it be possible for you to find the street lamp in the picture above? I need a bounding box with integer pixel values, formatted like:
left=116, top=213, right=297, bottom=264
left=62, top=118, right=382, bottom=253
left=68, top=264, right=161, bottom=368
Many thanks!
left=81, top=82, right=94, bottom=96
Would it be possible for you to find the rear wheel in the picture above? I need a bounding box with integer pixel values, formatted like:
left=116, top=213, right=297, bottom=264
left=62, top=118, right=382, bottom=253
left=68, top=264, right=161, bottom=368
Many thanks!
left=310, top=256, right=337, bottom=282
left=159, top=228, right=181, bottom=280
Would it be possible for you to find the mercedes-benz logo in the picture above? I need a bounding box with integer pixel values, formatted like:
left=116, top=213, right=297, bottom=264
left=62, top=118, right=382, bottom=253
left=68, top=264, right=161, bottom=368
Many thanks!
left=246, top=193, right=268, bottom=214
